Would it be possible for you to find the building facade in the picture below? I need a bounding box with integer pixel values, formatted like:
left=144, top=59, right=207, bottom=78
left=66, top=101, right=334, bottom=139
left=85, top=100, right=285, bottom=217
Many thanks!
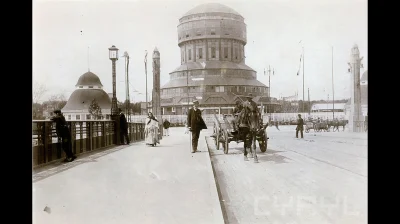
left=160, top=3, right=269, bottom=115
left=62, top=71, right=112, bottom=120
left=311, top=103, right=346, bottom=112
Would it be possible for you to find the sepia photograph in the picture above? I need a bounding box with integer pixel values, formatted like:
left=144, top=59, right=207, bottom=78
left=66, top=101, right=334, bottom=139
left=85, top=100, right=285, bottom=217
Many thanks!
left=32, top=0, right=368, bottom=223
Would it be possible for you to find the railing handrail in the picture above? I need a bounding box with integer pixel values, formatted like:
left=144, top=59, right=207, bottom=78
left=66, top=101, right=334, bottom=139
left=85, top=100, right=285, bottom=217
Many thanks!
left=32, top=120, right=144, bottom=123
left=32, top=120, right=146, bottom=168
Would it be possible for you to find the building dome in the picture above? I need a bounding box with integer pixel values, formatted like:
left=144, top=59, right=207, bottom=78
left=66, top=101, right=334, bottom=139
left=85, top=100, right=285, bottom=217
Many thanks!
left=62, top=89, right=111, bottom=111
left=160, top=2, right=271, bottom=116
left=75, top=71, right=103, bottom=87
left=183, top=3, right=242, bottom=17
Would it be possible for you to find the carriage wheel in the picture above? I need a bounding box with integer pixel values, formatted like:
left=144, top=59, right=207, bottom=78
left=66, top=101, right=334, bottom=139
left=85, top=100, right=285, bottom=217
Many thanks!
left=305, top=127, right=310, bottom=133
left=223, top=130, right=229, bottom=154
left=326, top=127, right=330, bottom=132
left=259, top=131, right=267, bottom=152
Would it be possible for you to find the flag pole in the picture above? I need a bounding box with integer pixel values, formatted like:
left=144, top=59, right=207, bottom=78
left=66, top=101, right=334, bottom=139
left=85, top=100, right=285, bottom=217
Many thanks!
left=302, top=47, right=305, bottom=113
left=145, top=50, right=148, bottom=114
left=331, top=46, right=335, bottom=120
left=268, top=65, right=271, bottom=116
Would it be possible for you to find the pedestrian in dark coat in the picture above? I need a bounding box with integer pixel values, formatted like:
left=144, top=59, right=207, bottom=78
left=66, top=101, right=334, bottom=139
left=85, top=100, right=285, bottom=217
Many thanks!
left=296, top=114, right=304, bottom=138
left=187, top=100, right=207, bottom=153
left=119, top=108, right=130, bottom=145
left=51, top=110, right=76, bottom=162
left=163, top=119, right=171, bottom=136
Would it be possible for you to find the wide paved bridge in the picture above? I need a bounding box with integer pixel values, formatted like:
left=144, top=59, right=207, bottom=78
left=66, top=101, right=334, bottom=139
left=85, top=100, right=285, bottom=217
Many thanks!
left=33, top=126, right=224, bottom=224
left=33, top=120, right=367, bottom=224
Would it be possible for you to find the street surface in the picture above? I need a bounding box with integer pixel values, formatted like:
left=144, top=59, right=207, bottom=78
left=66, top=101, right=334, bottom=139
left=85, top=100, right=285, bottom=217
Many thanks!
left=33, top=127, right=223, bottom=224
left=207, top=125, right=367, bottom=224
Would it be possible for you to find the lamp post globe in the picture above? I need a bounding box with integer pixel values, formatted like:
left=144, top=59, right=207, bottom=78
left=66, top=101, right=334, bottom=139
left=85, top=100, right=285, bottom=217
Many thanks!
left=108, top=45, right=119, bottom=116
left=109, top=45, right=119, bottom=60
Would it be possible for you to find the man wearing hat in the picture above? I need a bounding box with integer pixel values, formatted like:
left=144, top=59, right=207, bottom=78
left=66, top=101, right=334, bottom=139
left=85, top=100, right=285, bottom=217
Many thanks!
left=187, top=100, right=207, bottom=153
left=242, top=93, right=260, bottom=116
left=119, top=108, right=130, bottom=145
left=51, top=109, right=76, bottom=162
left=296, top=114, right=304, bottom=138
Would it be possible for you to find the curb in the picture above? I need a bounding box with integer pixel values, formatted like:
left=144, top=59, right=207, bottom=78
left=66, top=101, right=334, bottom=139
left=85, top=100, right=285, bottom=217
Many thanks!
left=205, top=136, right=228, bottom=224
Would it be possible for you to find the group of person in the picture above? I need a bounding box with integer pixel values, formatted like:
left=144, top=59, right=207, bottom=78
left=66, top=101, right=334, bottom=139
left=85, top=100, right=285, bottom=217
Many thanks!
left=51, top=93, right=309, bottom=161
left=50, top=108, right=173, bottom=162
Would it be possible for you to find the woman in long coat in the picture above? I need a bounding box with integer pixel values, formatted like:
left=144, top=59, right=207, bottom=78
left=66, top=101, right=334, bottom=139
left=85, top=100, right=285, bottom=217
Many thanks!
left=145, top=112, right=160, bottom=146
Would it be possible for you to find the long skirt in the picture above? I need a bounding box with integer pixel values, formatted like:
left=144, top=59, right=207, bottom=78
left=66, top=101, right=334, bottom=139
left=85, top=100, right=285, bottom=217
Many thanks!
left=145, top=126, right=159, bottom=145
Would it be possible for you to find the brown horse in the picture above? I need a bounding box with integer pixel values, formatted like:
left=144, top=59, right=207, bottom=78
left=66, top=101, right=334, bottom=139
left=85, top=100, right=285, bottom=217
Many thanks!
left=239, top=102, right=261, bottom=163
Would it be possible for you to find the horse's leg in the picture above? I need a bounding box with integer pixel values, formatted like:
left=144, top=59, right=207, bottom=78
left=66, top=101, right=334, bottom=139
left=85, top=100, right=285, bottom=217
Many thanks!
left=248, top=134, right=253, bottom=158
left=253, top=133, right=258, bottom=163
left=243, top=131, right=249, bottom=161
left=244, top=144, right=249, bottom=161
left=247, top=132, right=253, bottom=158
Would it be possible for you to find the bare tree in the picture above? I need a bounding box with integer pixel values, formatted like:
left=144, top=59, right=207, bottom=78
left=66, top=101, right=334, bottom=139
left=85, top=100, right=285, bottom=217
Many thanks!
left=89, top=99, right=103, bottom=119
left=33, top=82, right=47, bottom=103
left=47, top=93, right=67, bottom=110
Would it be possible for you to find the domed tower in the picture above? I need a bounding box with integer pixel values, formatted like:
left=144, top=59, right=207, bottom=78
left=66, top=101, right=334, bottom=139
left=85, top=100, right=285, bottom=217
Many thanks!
left=161, top=3, right=268, bottom=115
left=62, top=71, right=112, bottom=120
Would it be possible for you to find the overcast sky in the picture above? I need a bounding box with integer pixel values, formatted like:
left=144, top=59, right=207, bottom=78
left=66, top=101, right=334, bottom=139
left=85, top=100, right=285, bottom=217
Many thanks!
left=33, top=0, right=367, bottom=103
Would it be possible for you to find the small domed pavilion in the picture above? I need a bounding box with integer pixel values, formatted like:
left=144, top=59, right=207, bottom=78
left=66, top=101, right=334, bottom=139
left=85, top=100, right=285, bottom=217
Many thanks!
left=62, top=71, right=111, bottom=120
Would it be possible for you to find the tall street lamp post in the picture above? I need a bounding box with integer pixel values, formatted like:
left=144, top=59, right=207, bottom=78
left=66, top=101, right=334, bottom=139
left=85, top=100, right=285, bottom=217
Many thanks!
left=109, top=45, right=121, bottom=144
left=109, top=45, right=119, bottom=115
left=265, top=65, right=274, bottom=116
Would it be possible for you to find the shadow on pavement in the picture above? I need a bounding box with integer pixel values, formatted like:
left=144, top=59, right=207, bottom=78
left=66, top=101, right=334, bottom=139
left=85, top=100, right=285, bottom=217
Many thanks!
left=256, top=148, right=291, bottom=164
left=32, top=144, right=132, bottom=183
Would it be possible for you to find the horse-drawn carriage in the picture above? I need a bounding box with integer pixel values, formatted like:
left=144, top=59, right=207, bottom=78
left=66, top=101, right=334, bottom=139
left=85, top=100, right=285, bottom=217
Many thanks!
left=304, top=120, right=330, bottom=132
left=211, top=111, right=268, bottom=162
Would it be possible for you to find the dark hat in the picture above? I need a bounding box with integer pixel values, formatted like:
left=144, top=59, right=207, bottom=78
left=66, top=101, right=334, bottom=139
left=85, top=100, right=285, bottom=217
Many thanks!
left=118, top=108, right=122, bottom=112
left=192, top=100, right=199, bottom=104
left=298, top=114, right=301, bottom=116
left=246, top=93, right=253, bottom=98
left=53, top=109, right=61, bottom=114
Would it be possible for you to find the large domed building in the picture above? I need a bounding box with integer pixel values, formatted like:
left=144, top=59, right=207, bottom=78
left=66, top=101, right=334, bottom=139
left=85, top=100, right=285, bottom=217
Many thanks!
left=160, top=3, right=269, bottom=115
left=62, top=71, right=112, bottom=120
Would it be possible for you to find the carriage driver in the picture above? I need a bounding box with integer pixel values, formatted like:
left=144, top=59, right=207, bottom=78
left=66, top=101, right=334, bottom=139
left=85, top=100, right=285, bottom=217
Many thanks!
left=243, top=93, right=261, bottom=119
left=231, top=100, right=243, bottom=133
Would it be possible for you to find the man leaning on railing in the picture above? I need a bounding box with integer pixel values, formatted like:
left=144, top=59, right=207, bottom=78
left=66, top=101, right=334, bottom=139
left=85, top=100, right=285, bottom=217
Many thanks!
left=51, top=110, right=76, bottom=162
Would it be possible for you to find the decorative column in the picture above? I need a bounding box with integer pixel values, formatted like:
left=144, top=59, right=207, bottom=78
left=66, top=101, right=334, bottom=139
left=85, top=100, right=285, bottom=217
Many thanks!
left=152, top=47, right=162, bottom=138
left=347, top=44, right=364, bottom=132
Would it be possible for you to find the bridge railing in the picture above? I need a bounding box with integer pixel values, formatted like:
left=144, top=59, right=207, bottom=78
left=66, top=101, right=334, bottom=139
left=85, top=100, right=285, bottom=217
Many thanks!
left=32, top=120, right=145, bottom=168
